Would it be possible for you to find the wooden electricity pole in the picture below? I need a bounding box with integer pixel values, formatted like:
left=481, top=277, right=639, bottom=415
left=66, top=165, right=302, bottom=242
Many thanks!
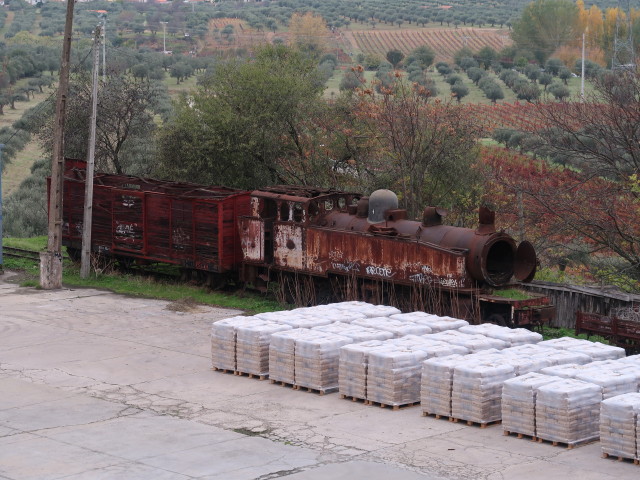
left=40, top=0, right=75, bottom=289
left=80, top=25, right=101, bottom=279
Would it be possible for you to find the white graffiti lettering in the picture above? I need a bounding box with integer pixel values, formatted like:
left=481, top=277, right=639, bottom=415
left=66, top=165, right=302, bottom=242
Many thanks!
left=421, top=265, right=433, bottom=274
left=408, top=273, right=433, bottom=285
left=365, top=265, right=394, bottom=278
left=328, top=250, right=344, bottom=261
left=331, top=262, right=360, bottom=273
left=115, top=223, right=136, bottom=237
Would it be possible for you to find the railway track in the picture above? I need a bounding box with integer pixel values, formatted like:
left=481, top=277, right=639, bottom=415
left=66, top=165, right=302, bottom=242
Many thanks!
left=3, top=246, right=42, bottom=262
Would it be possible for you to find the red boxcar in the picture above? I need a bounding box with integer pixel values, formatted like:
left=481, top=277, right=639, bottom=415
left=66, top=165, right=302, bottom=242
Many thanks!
left=57, top=159, right=250, bottom=274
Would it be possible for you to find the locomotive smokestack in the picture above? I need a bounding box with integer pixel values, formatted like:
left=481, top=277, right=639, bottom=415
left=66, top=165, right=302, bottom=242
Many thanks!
left=368, top=189, right=398, bottom=224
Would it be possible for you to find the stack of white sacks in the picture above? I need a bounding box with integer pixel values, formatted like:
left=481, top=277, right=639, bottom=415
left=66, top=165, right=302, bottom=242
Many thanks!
left=365, top=336, right=468, bottom=406
left=211, top=316, right=272, bottom=371
left=600, top=392, right=640, bottom=460
left=452, top=357, right=516, bottom=424
left=496, top=342, right=639, bottom=445
left=536, top=378, right=603, bottom=444
left=502, top=372, right=560, bottom=436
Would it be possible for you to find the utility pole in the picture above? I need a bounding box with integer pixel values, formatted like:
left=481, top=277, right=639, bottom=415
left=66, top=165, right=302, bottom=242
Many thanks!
left=161, top=21, right=168, bottom=53
left=40, top=0, right=75, bottom=290
left=581, top=31, right=586, bottom=102
left=0, top=144, right=5, bottom=274
left=80, top=26, right=101, bottom=279
left=102, top=13, right=107, bottom=82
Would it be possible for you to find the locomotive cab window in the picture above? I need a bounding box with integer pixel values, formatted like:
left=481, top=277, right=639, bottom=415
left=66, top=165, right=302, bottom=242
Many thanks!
left=280, top=202, right=291, bottom=222
left=308, top=201, right=319, bottom=222
left=338, top=197, right=346, bottom=210
left=293, top=203, right=304, bottom=223
left=324, top=199, right=334, bottom=212
left=259, top=199, right=277, bottom=219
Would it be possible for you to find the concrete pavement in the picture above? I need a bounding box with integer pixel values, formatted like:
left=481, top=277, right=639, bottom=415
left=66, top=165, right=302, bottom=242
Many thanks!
left=1, top=271, right=638, bottom=479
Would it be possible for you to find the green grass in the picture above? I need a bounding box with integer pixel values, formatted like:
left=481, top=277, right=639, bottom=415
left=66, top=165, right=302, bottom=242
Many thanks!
left=491, top=288, right=533, bottom=300
left=2, top=236, right=284, bottom=314
left=543, top=326, right=610, bottom=344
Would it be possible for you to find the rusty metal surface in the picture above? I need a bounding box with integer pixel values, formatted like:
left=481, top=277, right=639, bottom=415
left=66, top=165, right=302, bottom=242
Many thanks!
left=239, top=217, right=265, bottom=263
left=274, top=222, right=304, bottom=269
left=306, top=227, right=470, bottom=288
left=59, top=159, right=250, bottom=272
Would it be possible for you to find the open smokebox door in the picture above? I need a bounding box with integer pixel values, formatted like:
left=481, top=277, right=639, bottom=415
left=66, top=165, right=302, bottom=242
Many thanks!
left=514, top=240, right=537, bottom=283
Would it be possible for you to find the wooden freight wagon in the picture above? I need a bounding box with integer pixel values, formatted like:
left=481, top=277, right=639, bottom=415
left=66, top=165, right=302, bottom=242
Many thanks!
left=55, top=159, right=250, bottom=279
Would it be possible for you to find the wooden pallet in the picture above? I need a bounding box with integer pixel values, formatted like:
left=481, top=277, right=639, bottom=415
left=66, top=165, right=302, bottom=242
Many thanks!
left=503, top=430, right=538, bottom=441
left=340, top=394, right=367, bottom=404
left=293, top=385, right=338, bottom=395
left=422, top=412, right=456, bottom=422
left=601, top=452, right=639, bottom=465
left=212, top=367, right=235, bottom=375
left=450, top=418, right=502, bottom=429
left=367, top=400, right=419, bottom=411
left=269, top=380, right=296, bottom=389
left=234, top=371, right=268, bottom=381
left=535, top=436, right=598, bottom=449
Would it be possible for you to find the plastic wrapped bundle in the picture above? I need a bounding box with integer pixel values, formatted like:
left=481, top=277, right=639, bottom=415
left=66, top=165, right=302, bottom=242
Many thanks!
left=460, top=324, right=542, bottom=347
left=352, top=317, right=432, bottom=337
left=235, top=322, right=293, bottom=375
left=451, top=361, right=516, bottom=424
left=269, top=328, right=312, bottom=384
left=428, top=330, right=508, bottom=352
left=255, top=310, right=301, bottom=322
left=600, top=393, right=640, bottom=460
left=421, top=354, right=468, bottom=417
left=501, top=373, right=560, bottom=436
left=569, top=342, right=626, bottom=361
left=618, top=354, right=640, bottom=366
left=211, top=316, right=263, bottom=371
left=542, top=349, right=593, bottom=366
left=575, top=369, right=640, bottom=400
left=339, top=340, right=387, bottom=399
left=538, top=337, right=625, bottom=361
left=275, top=315, right=335, bottom=329
left=535, top=378, right=603, bottom=445
left=358, top=304, right=402, bottom=318
left=499, top=350, right=554, bottom=375
left=390, top=312, right=438, bottom=322
left=539, top=363, right=583, bottom=379
left=313, top=322, right=394, bottom=342
left=294, top=332, right=353, bottom=391
left=409, top=315, right=469, bottom=332
left=367, top=346, right=431, bottom=406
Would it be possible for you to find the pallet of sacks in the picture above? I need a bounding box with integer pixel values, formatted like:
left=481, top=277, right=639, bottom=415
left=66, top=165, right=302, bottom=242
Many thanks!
left=535, top=378, right=603, bottom=447
left=600, top=392, right=640, bottom=464
left=502, top=372, right=560, bottom=438
left=366, top=336, right=470, bottom=409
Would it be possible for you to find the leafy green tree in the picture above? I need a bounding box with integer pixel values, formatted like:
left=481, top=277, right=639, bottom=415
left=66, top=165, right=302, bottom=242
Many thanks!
left=558, top=66, right=572, bottom=85
left=476, top=46, right=497, bottom=69
left=386, top=49, right=404, bottom=68
left=155, top=45, right=328, bottom=188
left=450, top=81, right=469, bottom=103
left=539, top=72, right=553, bottom=91
left=512, top=0, right=579, bottom=63
left=548, top=81, right=570, bottom=100
left=545, top=58, right=564, bottom=76
left=405, top=45, right=435, bottom=69
left=484, top=83, right=505, bottom=103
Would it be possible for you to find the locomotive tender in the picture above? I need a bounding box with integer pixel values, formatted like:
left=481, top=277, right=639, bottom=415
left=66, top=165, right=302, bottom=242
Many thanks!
left=56, top=159, right=553, bottom=326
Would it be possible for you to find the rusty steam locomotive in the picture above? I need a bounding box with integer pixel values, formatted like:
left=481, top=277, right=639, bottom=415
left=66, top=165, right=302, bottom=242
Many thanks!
left=56, top=160, right=553, bottom=327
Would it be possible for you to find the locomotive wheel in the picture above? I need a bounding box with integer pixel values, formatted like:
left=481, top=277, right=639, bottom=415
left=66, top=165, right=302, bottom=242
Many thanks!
left=486, top=313, right=514, bottom=328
